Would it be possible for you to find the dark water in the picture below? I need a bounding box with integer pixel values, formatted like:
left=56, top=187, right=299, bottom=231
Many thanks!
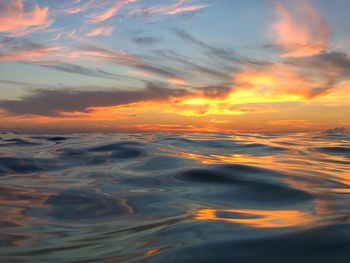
left=0, top=132, right=349, bottom=263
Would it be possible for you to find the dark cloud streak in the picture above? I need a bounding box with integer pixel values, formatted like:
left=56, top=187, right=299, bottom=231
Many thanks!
left=30, top=61, right=144, bottom=82
left=173, top=28, right=241, bottom=63
left=131, top=36, right=162, bottom=45
left=0, top=83, right=190, bottom=116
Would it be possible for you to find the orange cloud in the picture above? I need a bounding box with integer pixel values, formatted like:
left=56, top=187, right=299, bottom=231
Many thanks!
left=167, top=77, right=190, bottom=86
left=233, top=64, right=327, bottom=99
left=271, top=0, right=331, bottom=57
left=0, top=0, right=50, bottom=36
left=86, top=26, right=115, bottom=37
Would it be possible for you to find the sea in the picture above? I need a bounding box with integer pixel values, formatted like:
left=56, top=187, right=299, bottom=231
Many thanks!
left=0, top=131, right=349, bottom=262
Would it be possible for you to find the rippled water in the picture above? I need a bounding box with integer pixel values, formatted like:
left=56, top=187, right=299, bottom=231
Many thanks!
left=0, top=132, right=349, bottom=262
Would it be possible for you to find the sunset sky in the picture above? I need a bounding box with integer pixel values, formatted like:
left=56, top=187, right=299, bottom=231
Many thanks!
left=0, top=0, right=349, bottom=133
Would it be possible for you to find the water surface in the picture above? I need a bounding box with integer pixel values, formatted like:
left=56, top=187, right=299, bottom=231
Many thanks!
left=0, top=132, right=349, bottom=262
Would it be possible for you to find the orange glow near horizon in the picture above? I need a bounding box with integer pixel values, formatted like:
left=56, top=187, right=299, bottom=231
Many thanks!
left=1, top=78, right=349, bottom=132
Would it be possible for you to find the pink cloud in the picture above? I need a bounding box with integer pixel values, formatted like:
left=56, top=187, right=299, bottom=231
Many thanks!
left=78, top=49, right=140, bottom=66
left=90, top=0, right=137, bottom=23
left=0, top=42, right=63, bottom=62
left=0, top=0, right=51, bottom=35
left=139, top=0, right=187, bottom=15
left=127, top=0, right=209, bottom=19
left=86, top=26, right=115, bottom=37
left=270, top=0, right=331, bottom=58
left=166, top=5, right=209, bottom=15
left=56, top=0, right=104, bottom=16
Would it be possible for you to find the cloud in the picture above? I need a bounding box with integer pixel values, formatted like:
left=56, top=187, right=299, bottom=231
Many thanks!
left=57, top=0, right=99, bottom=15
left=131, top=36, right=162, bottom=45
left=233, top=63, right=334, bottom=100
left=0, top=83, right=190, bottom=116
left=0, top=0, right=51, bottom=36
left=0, top=39, right=62, bottom=61
left=127, top=0, right=209, bottom=21
left=79, top=44, right=141, bottom=66
left=154, top=49, right=231, bottom=80
left=285, top=51, right=350, bottom=77
left=284, top=51, right=350, bottom=98
left=0, top=39, right=146, bottom=81
left=79, top=44, right=187, bottom=80
left=86, top=26, right=115, bottom=37
left=89, top=0, right=136, bottom=23
left=30, top=61, right=141, bottom=81
left=195, top=86, right=233, bottom=99
left=0, top=79, right=54, bottom=89
left=270, top=0, right=331, bottom=58
left=136, top=64, right=182, bottom=79
left=174, top=28, right=241, bottom=63
left=0, top=38, right=185, bottom=82
left=283, top=51, right=350, bottom=96
left=166, top=4, right=209, bottom=15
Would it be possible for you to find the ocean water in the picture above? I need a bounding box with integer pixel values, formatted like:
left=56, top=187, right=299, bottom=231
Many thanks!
left=0, top=132, right=349, bottom=263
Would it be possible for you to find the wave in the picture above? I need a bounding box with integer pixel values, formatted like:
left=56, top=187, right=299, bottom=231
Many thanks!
left=0, top=132, right=349, bottom=262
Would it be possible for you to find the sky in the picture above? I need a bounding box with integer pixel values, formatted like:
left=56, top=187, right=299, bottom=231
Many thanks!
left=0, top=0, right=350, bottom=133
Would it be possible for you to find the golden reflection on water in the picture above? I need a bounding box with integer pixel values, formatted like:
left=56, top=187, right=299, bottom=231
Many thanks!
left=178, top=152, right=282, bottom=167
left=195, top=208, right=316, bottom=228
left=178, top=138, right=348, bottom=220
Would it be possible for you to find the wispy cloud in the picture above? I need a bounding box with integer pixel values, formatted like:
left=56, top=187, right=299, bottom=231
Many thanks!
left=166, top=4, right=209, bottom=15
left=86, top=26, right=115, bottom=37
left=58, top=0, right=98, bottom=15
left=0, top=39, right=62, bottom=62
left=77, top=43, right=189, bottom=81
left=270, top=0, right=331, bottom=58
left=78, top=44, right=141, bottom=65
left=0, top=0, right=51, bottom=36
left=174, top=28, right=243, bottom=64
left=30, top=61, right=141, bottom=82
left=127, top=0, right=209, bottom=21
left=89, top=0, right=137, bottom=23
left=154, top=49, right=231, bottom=80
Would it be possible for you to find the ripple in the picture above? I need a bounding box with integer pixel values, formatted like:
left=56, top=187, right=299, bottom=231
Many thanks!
left=236, top=143, right=286, bottom=155
left=31, top=136, right=71, bottom=142
left=1, top=138, right=39, bottom=146
left=177, top=164, right=313, bottom=204
left=44, top=189, right=132, bottom=221
left=0, top=132, right=349, bottom=262
left=315, top=146, right=350, bottom=157
left=88, top=141, right=145, bottom=159
left=163, top=137, right=238, bottom=148
left=89, top=141, right=144, bottom=152
left=150, top=224, right=350, bottom=263
left=0, top=157, right=53, bottom=175
left=135, top=156, right=195, bottom=171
